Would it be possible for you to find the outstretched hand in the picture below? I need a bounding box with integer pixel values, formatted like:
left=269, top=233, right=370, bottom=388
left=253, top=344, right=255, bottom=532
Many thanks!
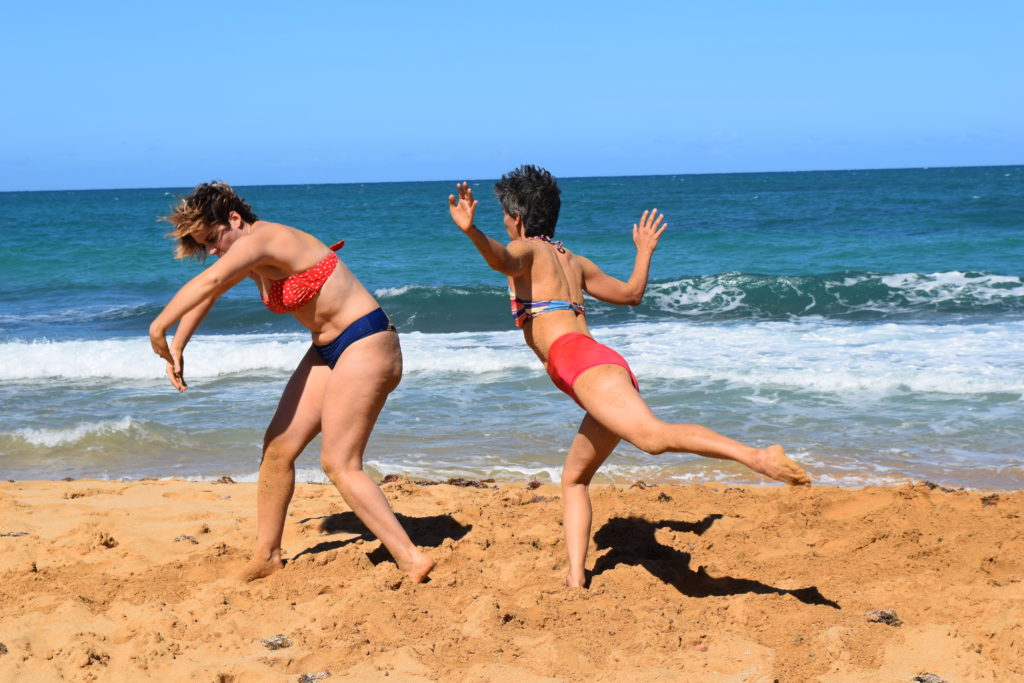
left=632, top=209, right=666, bottom=254
left=448, top=182, right=478, bottom=233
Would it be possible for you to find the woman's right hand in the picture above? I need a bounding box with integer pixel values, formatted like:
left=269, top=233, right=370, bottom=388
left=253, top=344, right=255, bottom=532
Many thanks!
left=165, top=347, right=188, bottom=392
left=447, top=182, right=478, bottom=233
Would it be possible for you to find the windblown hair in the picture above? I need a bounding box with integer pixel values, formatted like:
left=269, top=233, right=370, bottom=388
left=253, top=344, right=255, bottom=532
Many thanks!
left=493, top=165, right=561, bottom=238
left=161, top=181, right=259, bottom=261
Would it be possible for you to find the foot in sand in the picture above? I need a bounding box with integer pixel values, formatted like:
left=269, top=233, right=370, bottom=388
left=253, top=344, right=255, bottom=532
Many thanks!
left=234, top=551, right=284, bottom=582
left=565, top=572, right=586, bottom=588
left=751, top=445, right=811, bottom=486
left=400, top=551, right=435, bottom=584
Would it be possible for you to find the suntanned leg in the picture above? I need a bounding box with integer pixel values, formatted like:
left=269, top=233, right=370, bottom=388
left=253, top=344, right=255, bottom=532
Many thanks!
left=573, top=365, right=810, bottom=485
left=236, top=347, right=329, bottom=582
left=562, top=413, right=620, bottom=588
left=319, top=332, right=434, bottom=583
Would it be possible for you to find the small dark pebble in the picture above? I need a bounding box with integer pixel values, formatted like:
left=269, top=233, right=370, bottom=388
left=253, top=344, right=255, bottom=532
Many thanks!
left=630, top=481, right=649, bottom=490
left=174, top=535, right=199, bottom=544
left=298, top=671, right=331, bottom=683
left=0, top=531, right=29, bottom=538
left=63, top=477, right=74, bottom=482
left=866, top=610, right=903, bottom=626
left=526, top=481, right=542, bottom=490
left=0, top=642, right=7, bottom=655
left=414, top=479, right=441, bottom=486
left=526, top=495, right=551, bottom=504
left=261, top=634, right=293, bottom=650
left=380, top=474, right=402, bottom=483
left=656, top=492, right=673, bottom=502
left=216, top=475, right=236, bottom=484
left=981, top=494, right=999, bottom=507
left=922, top=481, right=956, bottom=493
left=913, top=674, right=948, bottom=683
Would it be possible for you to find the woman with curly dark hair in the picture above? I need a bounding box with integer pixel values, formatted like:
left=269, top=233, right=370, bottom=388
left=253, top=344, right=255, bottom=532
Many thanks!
left=448, top=166, right=809, bottom=587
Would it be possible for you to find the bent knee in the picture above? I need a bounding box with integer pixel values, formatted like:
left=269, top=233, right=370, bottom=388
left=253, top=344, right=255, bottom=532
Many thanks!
left=320, top=456, right=361, bottom=481
left=261, top=438, right=304, bottom=466
left=561, top=472, right=591, bottom=488
left=628, top=428, right=669, bottom=455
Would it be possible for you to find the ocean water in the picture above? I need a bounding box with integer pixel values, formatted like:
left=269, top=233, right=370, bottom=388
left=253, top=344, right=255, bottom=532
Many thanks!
left=1, top=167, right=1022, bottom=487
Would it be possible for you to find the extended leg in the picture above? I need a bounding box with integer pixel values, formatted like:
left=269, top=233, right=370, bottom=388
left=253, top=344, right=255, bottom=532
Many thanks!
left=562, top=413, right=620, bottom=587
left=573, top=365, right=810, bottom=485
left=319, top=332, right=434, bottom=583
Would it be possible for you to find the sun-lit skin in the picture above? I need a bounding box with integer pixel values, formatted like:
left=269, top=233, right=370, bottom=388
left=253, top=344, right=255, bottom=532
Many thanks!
left=151, top=199, right=434, bottom=585
left=449, top=178, right=809, bottom=588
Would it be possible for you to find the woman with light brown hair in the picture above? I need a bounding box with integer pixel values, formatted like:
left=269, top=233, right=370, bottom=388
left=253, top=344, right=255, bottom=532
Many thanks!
left=150, top=181, right=434, bottom=583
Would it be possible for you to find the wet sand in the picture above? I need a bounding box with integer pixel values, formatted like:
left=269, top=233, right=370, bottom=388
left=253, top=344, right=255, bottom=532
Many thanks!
left=0, top=478, right=1021, bottom=681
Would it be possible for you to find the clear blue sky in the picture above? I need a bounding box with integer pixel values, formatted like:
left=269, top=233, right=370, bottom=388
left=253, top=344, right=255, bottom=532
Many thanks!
left=1, top=1, right=1020, bottom=191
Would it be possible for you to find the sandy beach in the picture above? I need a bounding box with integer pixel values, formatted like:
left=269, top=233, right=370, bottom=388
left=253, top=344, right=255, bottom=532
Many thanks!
left=0, top=478, right=1020, bottom=681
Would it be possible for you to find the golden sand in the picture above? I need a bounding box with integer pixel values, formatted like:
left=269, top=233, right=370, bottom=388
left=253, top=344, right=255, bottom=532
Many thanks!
left=0, top=479, right=1021, bottom=681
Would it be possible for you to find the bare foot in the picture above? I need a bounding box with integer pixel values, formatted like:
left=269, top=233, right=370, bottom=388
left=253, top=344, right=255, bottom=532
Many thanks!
left=565, top=572, right=586, bottom=588
left=233, top=553, right=284, bottom=582
left=400, top=551, right=435, bottom=584
left=752, top=445, right=811, bottom=486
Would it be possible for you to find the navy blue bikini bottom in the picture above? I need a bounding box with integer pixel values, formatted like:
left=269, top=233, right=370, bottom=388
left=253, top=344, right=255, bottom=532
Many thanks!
left=313, top=307, right=395, bottom=368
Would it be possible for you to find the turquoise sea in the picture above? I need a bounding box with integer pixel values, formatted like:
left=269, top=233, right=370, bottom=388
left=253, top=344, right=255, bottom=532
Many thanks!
left=1, top=166, right=1022, bottom=487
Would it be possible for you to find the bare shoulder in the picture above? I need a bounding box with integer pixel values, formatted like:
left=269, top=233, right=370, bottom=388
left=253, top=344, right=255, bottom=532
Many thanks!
left=251, top=220, right=296, bottom=239
left=573, top=252, right=599, bottom=273
left=506, top=239, right=538, bottom=261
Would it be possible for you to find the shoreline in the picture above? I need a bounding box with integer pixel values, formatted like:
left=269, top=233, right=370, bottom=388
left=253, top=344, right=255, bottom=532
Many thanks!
left=1, top=478, right=1021, bottom=680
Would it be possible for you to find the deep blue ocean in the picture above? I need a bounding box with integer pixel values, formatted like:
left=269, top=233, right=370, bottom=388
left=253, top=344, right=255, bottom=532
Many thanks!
left=1, top=167, right=1022, bottom=487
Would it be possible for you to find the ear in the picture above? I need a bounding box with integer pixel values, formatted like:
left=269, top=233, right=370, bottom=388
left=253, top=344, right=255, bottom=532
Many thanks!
left=227, top=210, right=243, bottom=228
left=513, top=213, right=526, bottom=237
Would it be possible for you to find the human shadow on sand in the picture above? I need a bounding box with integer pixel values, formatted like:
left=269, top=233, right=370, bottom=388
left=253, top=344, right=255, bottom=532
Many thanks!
left=591, top=516, right=840, bottom=608
left=291, top=512, right=471, bottom=566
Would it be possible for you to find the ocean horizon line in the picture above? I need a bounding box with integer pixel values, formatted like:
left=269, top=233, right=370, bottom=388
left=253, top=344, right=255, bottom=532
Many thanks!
left=1, top=162, right=1019, bottom=195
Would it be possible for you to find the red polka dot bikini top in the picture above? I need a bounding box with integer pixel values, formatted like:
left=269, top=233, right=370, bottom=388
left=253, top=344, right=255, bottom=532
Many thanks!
left=261, top=240, right=345, bottom=314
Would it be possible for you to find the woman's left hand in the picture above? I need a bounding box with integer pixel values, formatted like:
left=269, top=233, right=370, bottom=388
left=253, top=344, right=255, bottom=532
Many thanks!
left=632, top=209, right=666, bottom=254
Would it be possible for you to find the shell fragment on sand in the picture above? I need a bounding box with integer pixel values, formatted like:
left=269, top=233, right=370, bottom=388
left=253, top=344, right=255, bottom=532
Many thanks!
left=260, top=634, right=293, bottom=650
left=866, top=610, right=903, bottom=626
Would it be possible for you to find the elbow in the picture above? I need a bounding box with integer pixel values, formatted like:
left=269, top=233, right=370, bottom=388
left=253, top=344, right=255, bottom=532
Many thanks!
left=626, top=291, right=644, bottom=306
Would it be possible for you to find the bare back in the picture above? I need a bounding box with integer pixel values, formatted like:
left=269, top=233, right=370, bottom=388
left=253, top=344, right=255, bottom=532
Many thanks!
left=507, top=239, right=592, bottom=363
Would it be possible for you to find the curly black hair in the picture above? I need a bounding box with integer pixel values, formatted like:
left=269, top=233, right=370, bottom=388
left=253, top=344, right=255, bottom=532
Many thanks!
left=493, top=165, right=561, bottom=238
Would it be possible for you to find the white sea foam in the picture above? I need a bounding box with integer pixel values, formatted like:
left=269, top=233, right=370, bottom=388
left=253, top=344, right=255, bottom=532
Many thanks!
left=0, top=334, right=309, bottom=380
left=9, top=416, right=139, bottom=448
left=612, top=319, right=1024, bottom=396
left=877, top=271, right=1024, bottom=305
left=643, top=271, right=1024, bottom=317
left=2, top=320, right=1022, bottom=398
left=183, top=462, right=941, bottom=489
left=373, top=285, right=417, bottom=297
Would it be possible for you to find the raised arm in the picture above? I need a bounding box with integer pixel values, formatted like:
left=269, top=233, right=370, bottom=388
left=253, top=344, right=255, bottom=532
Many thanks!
left=580, top=209, right=665, bottom=305
left=448, top=182, right=531, bottom=276
left=149, top=236, right=262, bottom=365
